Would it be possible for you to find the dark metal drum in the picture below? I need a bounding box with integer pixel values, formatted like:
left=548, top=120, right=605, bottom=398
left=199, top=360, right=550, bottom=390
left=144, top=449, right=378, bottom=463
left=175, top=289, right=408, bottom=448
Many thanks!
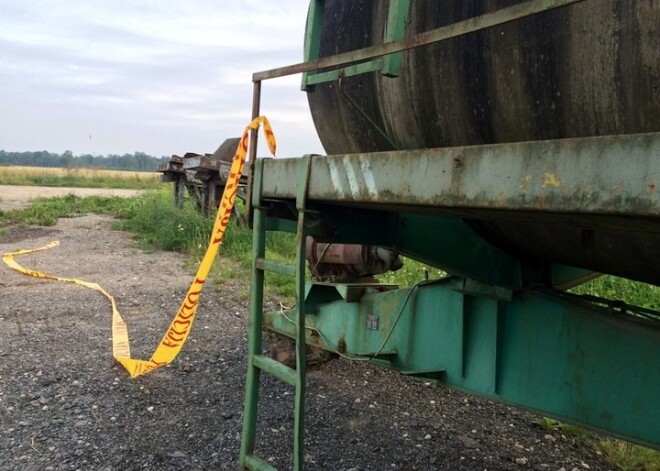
left=307, top=0, right=660, bottom=154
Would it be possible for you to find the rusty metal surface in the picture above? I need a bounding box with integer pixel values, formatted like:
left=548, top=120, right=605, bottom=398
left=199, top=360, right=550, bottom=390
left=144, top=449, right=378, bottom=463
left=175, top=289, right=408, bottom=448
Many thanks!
left=182, top=155, right=217, bottom=171
left=305, top=237, right=403, bottom=282
left=157, top=161, right=181, bottom=173
left=212, top=137, right=241, bottom=162
left=156, top=138, right=248, bottom=216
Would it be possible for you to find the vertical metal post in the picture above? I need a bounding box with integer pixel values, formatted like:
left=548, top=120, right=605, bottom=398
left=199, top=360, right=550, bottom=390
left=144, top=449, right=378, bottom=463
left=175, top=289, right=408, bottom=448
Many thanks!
left=293, top=156, right=313, bottom=470
left=206, top=180, right=216, bottom=216
left=246, top=80, right=262, bottom=226
left=174, top=175, right=185, bottom=208
left=239, top=158, right=266, bottom=468
left=381, top=0, right=410, bottom=77
left=301, top=0, right=324, bottom=91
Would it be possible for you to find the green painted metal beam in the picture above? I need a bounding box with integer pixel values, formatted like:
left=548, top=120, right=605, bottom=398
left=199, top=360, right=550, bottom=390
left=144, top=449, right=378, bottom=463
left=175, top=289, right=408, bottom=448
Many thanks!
left=301, top=0, right=323, bottom=91
left=252, top=354, right=297, bottom=386
left=265, top=279, right=660, bottom=450
left=256, top=258, right=296, bottom=277
left=292, top=156, right=313, bottom=471
left=239, top=159, right=267, bottom=468
left=259, top=133, right=660, bottom=219
left=381, top=0, right=410, bottom=77
left=301, top=0, right=411, bottom=86
left=395, top=212, right=522, bottom=288
left=304, top=59, right=384, bottom=86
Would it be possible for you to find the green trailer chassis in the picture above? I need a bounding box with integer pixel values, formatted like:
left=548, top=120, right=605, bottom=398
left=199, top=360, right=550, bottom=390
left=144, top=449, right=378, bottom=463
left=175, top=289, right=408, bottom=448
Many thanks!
left=267, top=277, right=660, bottom=449
left=237, top=0, right=659, bottom=467
left=240, top=143, right=659, bottom=470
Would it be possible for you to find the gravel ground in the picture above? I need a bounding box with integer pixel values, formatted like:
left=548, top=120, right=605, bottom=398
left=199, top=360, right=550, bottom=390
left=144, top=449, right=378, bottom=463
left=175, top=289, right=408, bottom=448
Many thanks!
left=0, top=215, right=615, bottom=470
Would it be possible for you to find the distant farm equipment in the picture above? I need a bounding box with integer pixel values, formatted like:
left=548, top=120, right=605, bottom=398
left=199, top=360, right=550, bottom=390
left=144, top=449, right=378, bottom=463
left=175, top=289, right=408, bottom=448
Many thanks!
left=157, top=138, right=246, bottom=217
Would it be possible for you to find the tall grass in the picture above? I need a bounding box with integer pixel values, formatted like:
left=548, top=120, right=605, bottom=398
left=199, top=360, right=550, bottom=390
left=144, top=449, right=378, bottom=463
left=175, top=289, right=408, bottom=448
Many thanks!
left=117, top=190, right=213, bottom=253
left=113, top=189, right=297, bottom=297
left=0, top=165, right=162, bottom=189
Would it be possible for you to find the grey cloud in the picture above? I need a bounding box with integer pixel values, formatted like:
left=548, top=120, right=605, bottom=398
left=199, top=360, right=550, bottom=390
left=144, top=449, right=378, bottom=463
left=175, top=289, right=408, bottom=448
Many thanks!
left=0, top=0, right=323, bottom=157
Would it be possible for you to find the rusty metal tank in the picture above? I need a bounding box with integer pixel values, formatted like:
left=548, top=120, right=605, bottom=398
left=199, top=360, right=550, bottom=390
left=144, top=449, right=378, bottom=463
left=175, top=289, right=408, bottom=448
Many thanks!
left=306, top=0, right=660, bottom=155
left=304, top=0, right=660, bottom=286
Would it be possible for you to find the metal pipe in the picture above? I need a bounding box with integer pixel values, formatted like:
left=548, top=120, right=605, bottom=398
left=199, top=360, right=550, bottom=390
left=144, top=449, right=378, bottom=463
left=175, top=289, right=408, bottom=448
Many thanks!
left=246, top=80, right=262, bottom=224
left=252, top=0, right=586, bottom=82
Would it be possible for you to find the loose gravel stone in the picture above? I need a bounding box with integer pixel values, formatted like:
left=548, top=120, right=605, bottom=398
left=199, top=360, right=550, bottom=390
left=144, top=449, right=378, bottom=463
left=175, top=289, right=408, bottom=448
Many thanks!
left=458, top=435, right=480, bottom=449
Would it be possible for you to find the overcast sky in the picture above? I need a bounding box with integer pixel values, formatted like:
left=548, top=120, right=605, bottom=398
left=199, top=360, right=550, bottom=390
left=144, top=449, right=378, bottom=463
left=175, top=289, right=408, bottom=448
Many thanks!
left=0, top=0, right=325, bottom=158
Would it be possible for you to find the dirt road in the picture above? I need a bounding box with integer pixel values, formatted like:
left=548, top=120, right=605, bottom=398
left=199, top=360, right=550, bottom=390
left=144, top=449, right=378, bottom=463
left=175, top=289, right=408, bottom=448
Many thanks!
left=0, top=185, right=145, bottom=211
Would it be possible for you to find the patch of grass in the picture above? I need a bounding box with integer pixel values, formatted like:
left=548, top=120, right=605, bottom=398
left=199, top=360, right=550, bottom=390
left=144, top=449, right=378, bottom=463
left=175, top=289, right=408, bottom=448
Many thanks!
left=0, top=165, right=162, bottom=189
left=597, top=439, right=660, bottom=471
left=212, top=220, right=297, bottom=300
left=536, top=417, right=592, bottom=441
left=2, top=193, right=131, bottom=226
left=263, top=232, right=297, bottom=300
left=537, top=416, right=561, bottom=431
left=116, top=190, right=213, bottom=254
left=570, top=275, right=660, bottom=310
left=537, top=417, right=660, bottom=470
left=378, top=257, right=447, bottom=287
left=111, top=189, right=297, bottom=299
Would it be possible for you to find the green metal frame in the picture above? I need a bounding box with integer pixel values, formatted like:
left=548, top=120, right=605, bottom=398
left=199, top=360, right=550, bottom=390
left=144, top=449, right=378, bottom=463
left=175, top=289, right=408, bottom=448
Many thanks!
left=246, top=138, right=660, bottom=453
left=239, top=0, right=659, bottom=467
left=240, top=157, right=313, bottom=471
left=265, top=278, right=660, bottom=449
left=302, top=0, right=411, bottom=88
left=381, top=0, right=410, bottom=77
left=301, top=0, right=323, bottom=91
left=258, top=133, right=660, bottom=218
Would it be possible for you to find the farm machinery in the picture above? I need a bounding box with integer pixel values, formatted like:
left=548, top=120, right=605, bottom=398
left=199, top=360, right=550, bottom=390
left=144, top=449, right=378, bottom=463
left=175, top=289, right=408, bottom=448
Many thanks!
left=237, top=1, right=660, bottom=469
left=158, top=137, right=246, bottom=216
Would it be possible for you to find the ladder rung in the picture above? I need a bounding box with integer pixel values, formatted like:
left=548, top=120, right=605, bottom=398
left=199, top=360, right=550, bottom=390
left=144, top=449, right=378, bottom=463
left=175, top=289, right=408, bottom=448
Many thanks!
left=253, top=354, right=297, bottom=386
left=244, top=454, right=278, bottom=471
left=255, top=258, right=296, bottom=277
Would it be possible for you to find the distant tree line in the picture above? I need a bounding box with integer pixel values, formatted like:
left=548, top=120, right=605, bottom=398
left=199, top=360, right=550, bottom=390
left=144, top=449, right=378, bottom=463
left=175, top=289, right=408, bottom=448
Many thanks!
left=0, top=150, right=170, bottom=171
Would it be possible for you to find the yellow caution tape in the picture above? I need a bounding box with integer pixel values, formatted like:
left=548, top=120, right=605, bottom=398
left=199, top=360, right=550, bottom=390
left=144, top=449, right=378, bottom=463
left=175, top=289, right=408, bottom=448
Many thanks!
left=2, top=116, right=276, bottom=378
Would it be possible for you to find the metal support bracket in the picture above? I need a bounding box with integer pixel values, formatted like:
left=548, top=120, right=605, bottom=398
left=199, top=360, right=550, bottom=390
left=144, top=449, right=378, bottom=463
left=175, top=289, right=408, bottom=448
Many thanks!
left=301, top=0, right=411, bottom=89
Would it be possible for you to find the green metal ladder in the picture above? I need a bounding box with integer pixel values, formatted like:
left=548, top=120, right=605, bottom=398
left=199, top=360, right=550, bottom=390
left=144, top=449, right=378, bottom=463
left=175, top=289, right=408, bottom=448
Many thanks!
left=239, top=156, right=313, bottom=471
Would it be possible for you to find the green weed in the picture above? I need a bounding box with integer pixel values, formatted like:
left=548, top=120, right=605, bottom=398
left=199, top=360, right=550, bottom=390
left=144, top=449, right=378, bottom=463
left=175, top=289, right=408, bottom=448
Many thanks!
left=116, top=190, right=212, bottom=254
left=538, top=417, right=660, bottom=470
left=597, top=439, right=660, bottom=471
left=112, top=189, right=298, bottom=299
left=378, top=257, right=447, bottom=287
left=536, top=417, right=592, bottom=441
left=571, top=275, right=660, bottom=310
left=3, top=193, right=130, bottom=226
